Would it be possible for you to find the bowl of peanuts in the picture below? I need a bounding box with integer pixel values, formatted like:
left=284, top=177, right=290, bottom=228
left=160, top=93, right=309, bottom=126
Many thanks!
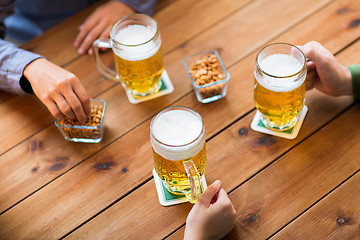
left=183, top=50, right=230, bottom=103
left=55, top=99, right=106, bottom=143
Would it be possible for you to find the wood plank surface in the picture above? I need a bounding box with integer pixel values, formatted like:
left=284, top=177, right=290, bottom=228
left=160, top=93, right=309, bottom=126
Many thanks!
left=64, top=4, right=360, bottom=237
left=1, top=0, right=360, bottom=239
left=65, top=94, right=360, bottom=239
left=0, top=0, right=339, bottom=216
left=271, top=171, right=360, bottom=239
left=224, top=104, right=360, bottom=239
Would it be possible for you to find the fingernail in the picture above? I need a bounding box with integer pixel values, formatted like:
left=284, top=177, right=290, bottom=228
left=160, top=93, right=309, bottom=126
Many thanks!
left=214, top=180, right=221, bottom=187
left=78, top=48, right=84, bottom=55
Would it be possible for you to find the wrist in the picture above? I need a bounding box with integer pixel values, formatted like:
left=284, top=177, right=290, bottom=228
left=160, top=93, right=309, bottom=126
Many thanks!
left=336, top=65, right=352, bottom=96
left=23, top=58, right=47, bottom=86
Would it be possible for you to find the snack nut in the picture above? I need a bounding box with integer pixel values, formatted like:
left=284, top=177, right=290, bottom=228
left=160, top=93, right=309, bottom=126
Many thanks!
left=189, top=54, right=226, bottom=99
left=59, top=104, right=104, bottom=140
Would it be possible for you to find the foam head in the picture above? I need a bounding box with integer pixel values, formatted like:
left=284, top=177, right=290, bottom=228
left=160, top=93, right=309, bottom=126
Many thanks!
left=256, top=53, right=306, bottom=92
left=113, top=24, right=160, bottom=61
left=150, top=108, right=205, bottom=161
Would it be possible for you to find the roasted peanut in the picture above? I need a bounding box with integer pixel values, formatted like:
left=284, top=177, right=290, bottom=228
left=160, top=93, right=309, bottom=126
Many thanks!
left=190, top=54, right=226, bottom=99
left=59, top=104, right=104, bottom=140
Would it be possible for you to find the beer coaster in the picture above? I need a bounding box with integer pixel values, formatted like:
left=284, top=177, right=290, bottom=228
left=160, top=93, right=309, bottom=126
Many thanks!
left=123, top=70, right=174, bottom=104
left=153, top=169, right=208, bottom=207
left=250, top=105, right=308, bottom=140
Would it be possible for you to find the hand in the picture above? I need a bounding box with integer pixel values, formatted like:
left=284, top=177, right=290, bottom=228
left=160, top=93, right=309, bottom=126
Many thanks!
left=23, top=58, right=91, bottom=122
left=184, top=180, right=236, bottom=240
left=300, top=41, right=353, bottom=96
left=74, top=1, right=134, bottom=55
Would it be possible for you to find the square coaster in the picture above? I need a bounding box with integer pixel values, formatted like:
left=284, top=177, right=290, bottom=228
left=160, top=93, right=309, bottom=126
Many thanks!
left=123, top=70, right=174, bottom=104
left=250, top=105, right=308, bottom=140
left=153, top=169, right=207, bottom=207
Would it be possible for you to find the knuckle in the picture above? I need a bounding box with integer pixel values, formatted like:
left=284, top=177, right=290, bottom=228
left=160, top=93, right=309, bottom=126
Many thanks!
left=53, top=110, right=63, bottom=119
left=59, top=102, right=71, bottom=115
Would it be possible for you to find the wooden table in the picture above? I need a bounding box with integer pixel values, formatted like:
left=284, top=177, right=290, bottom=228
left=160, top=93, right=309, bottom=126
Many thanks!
left=1, top=0, right=360, bottom=239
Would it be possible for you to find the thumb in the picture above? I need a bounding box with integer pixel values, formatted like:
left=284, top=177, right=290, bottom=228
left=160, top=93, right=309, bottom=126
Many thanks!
left=197, top=180, right=222, bottom=206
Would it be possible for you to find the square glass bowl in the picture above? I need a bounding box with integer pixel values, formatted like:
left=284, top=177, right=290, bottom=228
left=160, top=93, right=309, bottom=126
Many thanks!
left=183, top=49, right=230, bottom=103
left=55, top=99, right=106, bottom=143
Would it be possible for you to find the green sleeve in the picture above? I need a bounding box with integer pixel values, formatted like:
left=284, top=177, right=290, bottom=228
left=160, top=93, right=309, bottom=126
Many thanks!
left=348, top=64, right=360, bottom=102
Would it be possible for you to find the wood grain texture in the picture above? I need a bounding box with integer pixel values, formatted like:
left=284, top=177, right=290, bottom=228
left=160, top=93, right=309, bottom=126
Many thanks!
left=1, top=0, right=360, bottom=239
left=225, top=104, right=360, bottom=239
left=271, top=171, right=360, bottom=239
left=0, top=0, right=340, bottom=216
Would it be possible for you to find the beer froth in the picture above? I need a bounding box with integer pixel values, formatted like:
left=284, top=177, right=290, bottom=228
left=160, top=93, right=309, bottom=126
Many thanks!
left=256, top=54, right=305, bottom=92
left=113, top=24, right=160, bottom=61
left=151, top=109, right=204, bottom=161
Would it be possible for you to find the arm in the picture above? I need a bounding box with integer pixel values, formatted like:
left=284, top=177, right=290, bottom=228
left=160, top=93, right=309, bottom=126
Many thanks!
left=74, top=0, right=158, bottom=54
left=0, top=38, right=42, bottom=95
left=0, top=0, right=91, bottom=122
left=0, top=39, right=91, bottom=122
left=184, top=180, right=236, bottom=240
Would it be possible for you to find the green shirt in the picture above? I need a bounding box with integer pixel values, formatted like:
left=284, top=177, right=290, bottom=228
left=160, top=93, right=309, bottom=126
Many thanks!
left=348, top=64, right=360, bottom=102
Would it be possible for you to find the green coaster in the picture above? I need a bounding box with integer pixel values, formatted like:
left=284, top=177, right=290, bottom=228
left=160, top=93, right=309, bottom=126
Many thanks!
left=250, top=105, right=308, bottom=139
left=123, top=70, right=174, bottom=104
left=153, top=169, right=207, bottom=206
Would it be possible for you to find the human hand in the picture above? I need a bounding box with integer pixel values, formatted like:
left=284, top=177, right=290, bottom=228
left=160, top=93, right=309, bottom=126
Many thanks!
left=74, top=1, right=134, bottom=55
left=300, top=41, right=352, bottom=96
left=184, top=180, right=236, bottom=240
left=23, top=58, right=91, bottom=122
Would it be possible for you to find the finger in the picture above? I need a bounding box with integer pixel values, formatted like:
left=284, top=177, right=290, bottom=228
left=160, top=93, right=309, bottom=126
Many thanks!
left=74, top=14, right=100, bottom=48
left=99, top=25, right=112, bottom=39
left=63, top=91, right=87, bottom=123
left=302, top=41, right=330, bottom=64
left=87, top=26, right=112, bottom=55
left=78, top=22, right=107, bottom=54
left=45, top=99, right=66, bottom=121
left=305, top=70, right=318, bottom=91
left=72, top=81, right=91, bottom=117
left=53, top=94, right=76, bottom=120
left=197, top=180, right=222, bottom=206
left=306, top=60, right=316, bottom=71
left=216, top=189, right=236, bottom=214
left=74, top=25, right=88, bottom=48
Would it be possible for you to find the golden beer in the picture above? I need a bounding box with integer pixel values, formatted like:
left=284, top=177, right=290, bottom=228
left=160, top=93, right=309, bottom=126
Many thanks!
left=254, top=43, right=306, bottom=131
left=114, top=47, right=163, bottom=96
left=92, top=14, right=164, bottom=97
left=112, top=22, right=164, bottom=97
left=153, top=144, right=206, bottom=194
left=150, top=106, right=207, bottom=202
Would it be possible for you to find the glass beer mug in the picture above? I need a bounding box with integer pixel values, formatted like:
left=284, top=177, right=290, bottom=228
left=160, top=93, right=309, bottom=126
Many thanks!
left=92, top=13, right=164, bottom=97
left=150, top=106, right=207, bottom=203
left=254, top=42, right=307, bottom=131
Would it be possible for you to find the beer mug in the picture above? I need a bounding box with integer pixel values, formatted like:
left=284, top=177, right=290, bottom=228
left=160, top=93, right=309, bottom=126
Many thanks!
left=150, top=106, right=207, bottom=203
left=254, top=42, right=307, bottom=131
left=92, top=13, right=164, bottom=97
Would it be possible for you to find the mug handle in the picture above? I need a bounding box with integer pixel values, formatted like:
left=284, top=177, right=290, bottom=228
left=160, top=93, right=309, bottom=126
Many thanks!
left=183, top=159, right=202, bottom=203
left=92, top=39, right=118, bottom=81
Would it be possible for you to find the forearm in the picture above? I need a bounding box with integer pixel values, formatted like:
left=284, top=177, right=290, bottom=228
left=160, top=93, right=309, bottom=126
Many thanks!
left=117, top=0, right=158, bottom=16
left=348, top=64, right=360, bottom=102
left=0, top=38, right=43, bottom=95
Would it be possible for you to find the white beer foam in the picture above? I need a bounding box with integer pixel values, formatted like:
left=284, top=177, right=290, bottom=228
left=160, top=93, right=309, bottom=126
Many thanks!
left=113, top=24, right=160, bottom=61
left=256, top=54, right=305, bottom=92
left=151, top=110, right=205, bottom=161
